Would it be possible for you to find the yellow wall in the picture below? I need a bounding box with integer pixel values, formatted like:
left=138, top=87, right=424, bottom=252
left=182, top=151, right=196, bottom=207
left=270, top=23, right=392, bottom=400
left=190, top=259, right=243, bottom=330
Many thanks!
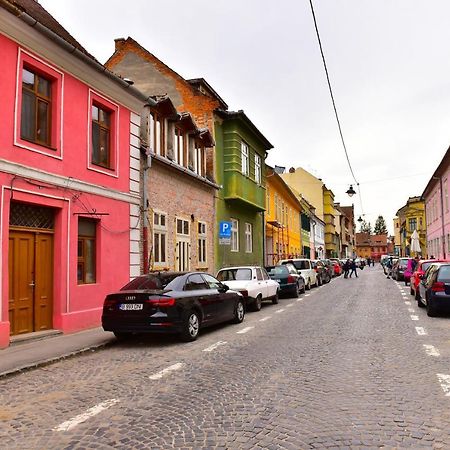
left=323, top=188, right=336, bottom=254
left=280, top=168, right=324, bottom=219
left=266, top=172, right=302, bottom=263
left=356, top=246, right=371, bottom=258
left=398, top=198, right=427, bottom=256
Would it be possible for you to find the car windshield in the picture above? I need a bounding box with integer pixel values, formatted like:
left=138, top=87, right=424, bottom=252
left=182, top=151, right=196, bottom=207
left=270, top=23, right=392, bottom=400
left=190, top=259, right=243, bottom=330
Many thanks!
left=268, top=266, right=288, bottom=275
left=217, top=268, right=252, bottom=281
left=284, top=260, right=309, bottom=270
left=437, top=265, right=450, bottom=281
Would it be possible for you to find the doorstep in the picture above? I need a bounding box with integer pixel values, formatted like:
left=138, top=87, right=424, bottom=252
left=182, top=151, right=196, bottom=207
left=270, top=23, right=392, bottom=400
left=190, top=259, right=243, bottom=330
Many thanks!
left=10, top=329, right=63, bottom=346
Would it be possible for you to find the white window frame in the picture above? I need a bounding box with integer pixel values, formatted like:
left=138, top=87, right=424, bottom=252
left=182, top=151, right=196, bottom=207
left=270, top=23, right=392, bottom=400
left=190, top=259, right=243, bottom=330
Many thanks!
left=231, top=218, right=239, bottom=252
left=245, top=222, right=253, bottom=253
left=198, top=221, right=207, bottom=267
left=153, top=211, right=167, bottom=266
left=176, top=217, right=190, bottom=236
left=255, top=153, right=261, bottom=184
left=241, top=142, right=249, bottom=176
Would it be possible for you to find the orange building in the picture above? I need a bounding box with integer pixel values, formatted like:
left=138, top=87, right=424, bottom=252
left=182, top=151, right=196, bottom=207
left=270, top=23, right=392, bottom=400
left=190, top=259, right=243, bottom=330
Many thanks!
left=265, top=166, right=302, bottom=265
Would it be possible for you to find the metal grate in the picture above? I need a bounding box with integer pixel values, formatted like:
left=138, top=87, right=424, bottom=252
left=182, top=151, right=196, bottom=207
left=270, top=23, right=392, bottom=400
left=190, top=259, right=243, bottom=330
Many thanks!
left=9, top=202, right=55, bottom=229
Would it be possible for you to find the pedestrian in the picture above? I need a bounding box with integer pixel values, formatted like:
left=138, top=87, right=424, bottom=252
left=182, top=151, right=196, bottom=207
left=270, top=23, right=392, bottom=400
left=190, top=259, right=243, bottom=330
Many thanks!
left=385, top=257, right=393, bottom=279
left=343, top=259, right=350, bottom=278
left=349, top=259, right=358, bottom=278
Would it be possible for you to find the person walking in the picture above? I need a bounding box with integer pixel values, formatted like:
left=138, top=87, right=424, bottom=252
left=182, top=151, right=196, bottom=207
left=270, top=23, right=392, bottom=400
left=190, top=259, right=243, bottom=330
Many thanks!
left=386, top=257, right=393, bottom=279
left=349, top=259, right=358, bottom=278
left=343, top=259, right=350, bottom=278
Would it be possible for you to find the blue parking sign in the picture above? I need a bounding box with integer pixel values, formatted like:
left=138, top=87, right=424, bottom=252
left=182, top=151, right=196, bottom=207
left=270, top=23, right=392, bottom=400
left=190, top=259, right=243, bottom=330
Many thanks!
left=219, top=221, right=232, bottom=238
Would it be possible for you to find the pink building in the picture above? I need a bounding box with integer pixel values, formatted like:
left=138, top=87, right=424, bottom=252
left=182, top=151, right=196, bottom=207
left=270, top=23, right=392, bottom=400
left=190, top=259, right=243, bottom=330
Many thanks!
left=423, top=149, right=450, bottom=259
left=0, top=1, right=147, bottom=347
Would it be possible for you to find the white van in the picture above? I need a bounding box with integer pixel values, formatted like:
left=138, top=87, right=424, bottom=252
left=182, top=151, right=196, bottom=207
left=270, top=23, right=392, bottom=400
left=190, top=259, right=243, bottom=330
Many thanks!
left=278, top=258, right=317, bottom=290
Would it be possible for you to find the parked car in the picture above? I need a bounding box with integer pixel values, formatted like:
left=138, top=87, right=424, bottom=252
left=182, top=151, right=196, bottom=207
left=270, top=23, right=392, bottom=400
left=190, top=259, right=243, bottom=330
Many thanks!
left=279, top=258, right=318, bottom=290
left=392, top=257, right=412, bottom=281
left=321, top=259, right=335, bottom=280
left=332, top=261, right=342, bottom=276
left=411, top=259, right=449, bottom=301
left=265, top=264, right=305, bottom=297
left=418, top=263, right=450, bottom=316
left=312, top=260, right=330, bottom=285
left=102, top=271, right=245, bottom=342
left=216, top=266, right=279, bottom=311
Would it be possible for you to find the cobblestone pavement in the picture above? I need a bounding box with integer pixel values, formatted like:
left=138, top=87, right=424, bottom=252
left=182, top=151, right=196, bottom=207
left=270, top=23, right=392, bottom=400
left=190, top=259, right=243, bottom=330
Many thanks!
left=1, top=265, right=450, bottom=449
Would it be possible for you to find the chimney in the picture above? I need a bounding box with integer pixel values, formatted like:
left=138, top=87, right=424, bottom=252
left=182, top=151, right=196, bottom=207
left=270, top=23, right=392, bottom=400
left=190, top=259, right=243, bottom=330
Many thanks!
left=114, top=38, right=126, bottom=51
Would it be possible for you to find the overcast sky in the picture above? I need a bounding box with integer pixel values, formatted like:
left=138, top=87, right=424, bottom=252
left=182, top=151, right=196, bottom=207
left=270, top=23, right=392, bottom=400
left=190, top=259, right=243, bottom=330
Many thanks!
left=40, top=0, right=448, bottom=233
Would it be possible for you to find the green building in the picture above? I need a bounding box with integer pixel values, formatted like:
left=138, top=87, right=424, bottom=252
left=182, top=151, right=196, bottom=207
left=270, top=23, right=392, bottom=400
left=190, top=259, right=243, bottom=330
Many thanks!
left=214, top=110, right=273, bottom=270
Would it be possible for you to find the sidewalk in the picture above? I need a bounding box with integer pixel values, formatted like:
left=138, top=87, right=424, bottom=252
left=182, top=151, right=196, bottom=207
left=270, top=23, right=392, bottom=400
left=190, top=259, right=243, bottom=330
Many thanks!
left=0, top=328, right=116, bottom=378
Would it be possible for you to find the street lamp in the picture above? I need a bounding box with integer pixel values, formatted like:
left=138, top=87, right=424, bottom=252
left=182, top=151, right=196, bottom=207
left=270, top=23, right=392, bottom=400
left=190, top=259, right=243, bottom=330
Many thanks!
left=346, top=184, right=356, bottom=197
left=357, top=216, right=363, bottom=222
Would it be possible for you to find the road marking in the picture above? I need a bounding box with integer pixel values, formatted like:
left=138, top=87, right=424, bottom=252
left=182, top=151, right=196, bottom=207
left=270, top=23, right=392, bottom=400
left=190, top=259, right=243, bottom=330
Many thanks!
left=408, top=308, right=415, bottom=313
left=275, top=308, right=285, bottom=313
left=296, top=298, right=303, bottom=302
left=423, top=344, right=440, bottom=357
left=410, top=315, right=419, bottom=321
left=149, top=363, right=184, bottom=380
left=54, top=399, right=119, bottom=432
left=237, top=326, right=254, bottom=334
left=286, top=304, right=294, bottom=308
left=259, top=316, right=271, bottom=322
left=305, top=294, right=310, bottom=297
left=415, top=327, right=427, bottom=335
left=404, top=301, right=411, bottom=305
left=437, top=374, right=450, bottom=396
left=203, top=341, right=227, bottom=352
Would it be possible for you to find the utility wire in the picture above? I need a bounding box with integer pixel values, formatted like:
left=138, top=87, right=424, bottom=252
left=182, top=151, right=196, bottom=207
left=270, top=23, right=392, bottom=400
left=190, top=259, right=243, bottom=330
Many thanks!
left=308, top=0, right=364, bottom=213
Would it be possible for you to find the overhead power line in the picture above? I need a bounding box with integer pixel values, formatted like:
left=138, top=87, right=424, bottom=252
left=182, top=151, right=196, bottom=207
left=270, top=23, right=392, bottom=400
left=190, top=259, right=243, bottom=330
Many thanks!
left=308, top=0, right=364, bottom=213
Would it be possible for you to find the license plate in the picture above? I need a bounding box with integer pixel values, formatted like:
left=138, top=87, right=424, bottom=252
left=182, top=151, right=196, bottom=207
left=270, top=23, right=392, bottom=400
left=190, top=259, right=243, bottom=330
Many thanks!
left=119, top=303, right=143, bottom=311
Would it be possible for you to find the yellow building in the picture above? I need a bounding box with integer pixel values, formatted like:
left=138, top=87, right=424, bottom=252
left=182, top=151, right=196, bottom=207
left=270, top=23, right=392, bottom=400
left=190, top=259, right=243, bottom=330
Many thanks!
left=393, top=217, right=401, bottom=255
left=265, top=166, right=302, bottom=265
left=395, top=196, right=427, bottom=256
left=280, top=167, right=324, bottom=219
left=323, top=186, right=337, bottom=257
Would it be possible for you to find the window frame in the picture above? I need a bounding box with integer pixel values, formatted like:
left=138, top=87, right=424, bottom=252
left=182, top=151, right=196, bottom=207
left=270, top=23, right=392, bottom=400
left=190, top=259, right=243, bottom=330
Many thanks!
left=241, top=141, right=249, bottom=176
left=245, top=222, right=253, bottom=253
left=255, top=153, right=261, bottom=184
left=153, top=211, right=168, bottom=267
left=15, top=48, right=64, bottom=159
left=197, top=221, right=207, bottom=267
left=77, top=217, right=97, bottom=285
left=231, top=218, right=239, bottom=252
left=87, top=90, right=119, bottom=177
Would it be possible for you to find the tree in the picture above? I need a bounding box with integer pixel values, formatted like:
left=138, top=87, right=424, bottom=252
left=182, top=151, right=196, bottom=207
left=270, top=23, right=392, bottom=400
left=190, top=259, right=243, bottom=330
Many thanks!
left=359, top=220, right=372, bottom=234
left=374, top=215, right=388, bottom=235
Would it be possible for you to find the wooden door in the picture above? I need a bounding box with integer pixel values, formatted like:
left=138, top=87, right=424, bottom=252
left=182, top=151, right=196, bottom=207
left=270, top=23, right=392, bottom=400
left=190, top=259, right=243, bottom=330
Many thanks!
left=176, top=238, right=190, bottom=272
left=8, top=231, right=53, bottom=335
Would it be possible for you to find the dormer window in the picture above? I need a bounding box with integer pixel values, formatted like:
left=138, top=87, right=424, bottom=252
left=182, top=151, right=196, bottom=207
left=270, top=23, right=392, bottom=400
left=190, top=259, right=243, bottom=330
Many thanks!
left=174, top=128, right=185, bottom=166
left=149, top=111, right=164, bottom=156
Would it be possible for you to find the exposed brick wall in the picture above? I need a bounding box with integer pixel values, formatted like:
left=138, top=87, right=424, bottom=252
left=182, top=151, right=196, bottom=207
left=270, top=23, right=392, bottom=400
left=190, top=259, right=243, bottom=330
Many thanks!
left=147, top=158, right=216, bottom=272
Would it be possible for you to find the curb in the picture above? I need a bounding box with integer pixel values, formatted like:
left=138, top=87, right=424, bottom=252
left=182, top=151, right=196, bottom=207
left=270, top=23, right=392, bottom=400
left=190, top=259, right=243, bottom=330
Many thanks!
left=0, top=338, right=116, bottom=380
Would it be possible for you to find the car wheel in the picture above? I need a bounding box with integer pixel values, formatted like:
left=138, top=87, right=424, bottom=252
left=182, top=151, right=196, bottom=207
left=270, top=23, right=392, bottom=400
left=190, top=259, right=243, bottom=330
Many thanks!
left=410, top=286, right=414, bottom=295
left=180, top=310, right=200, bottom=342
left=253, top=295, right=262, bottom=312
left=113, top=332, right=133, bottom=341
left=301, top=282, right=306, bottom=294
left=233, top=299, right=245, bottom=323
left=426, top=298, right=438, bottom=317
left=291, top=284, right=299, bottom=298
left=417, top=297, right=425, bottom=308
left=272, top=290, right=279, bottom=304
left=306, top=279, right=311, bottom=290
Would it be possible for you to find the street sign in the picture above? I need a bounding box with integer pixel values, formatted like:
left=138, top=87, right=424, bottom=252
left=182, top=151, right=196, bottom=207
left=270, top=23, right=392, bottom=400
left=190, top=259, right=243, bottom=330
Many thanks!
left=219, top=237, right=231, bottom=246
left=219, top=221, right=232, bottom=239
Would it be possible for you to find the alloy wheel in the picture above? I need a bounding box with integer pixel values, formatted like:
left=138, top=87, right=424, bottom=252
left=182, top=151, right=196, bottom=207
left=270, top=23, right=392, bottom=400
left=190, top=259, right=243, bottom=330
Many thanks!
left=188, top=313, right=199, bottom=337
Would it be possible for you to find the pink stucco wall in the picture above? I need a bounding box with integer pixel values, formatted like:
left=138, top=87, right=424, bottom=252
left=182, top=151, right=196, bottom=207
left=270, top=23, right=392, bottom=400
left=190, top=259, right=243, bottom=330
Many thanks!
left=0, top=34, right=135, bottom=347
left=425, top=167, right=450, bottom=259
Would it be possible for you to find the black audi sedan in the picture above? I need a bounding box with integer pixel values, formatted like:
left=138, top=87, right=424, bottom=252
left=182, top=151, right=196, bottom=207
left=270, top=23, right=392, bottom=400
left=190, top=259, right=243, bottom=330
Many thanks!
left=418, top=262, right=450, bottom=317
left=102, top=272, right=245, bottom=342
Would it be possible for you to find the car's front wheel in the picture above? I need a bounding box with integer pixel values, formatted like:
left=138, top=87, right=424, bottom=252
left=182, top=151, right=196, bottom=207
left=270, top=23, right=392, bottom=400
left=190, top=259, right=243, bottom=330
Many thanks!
left=233, top=299, right=245, bottom=323
left=306, top=279, right=311, bottom=290
left=272, top=290, right=279, bottom=304
left=180, top=310, right=200, bottom=342
left=253, top=295, right=262, bottom=311
left=426, top=298, right=438, bottom=317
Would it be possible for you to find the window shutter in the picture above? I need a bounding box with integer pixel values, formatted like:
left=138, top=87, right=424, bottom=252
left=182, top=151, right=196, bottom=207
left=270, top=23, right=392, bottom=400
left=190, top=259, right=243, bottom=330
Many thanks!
left=166, top=120, right=175, bottom=160
left=188, top=136, right=195, bottom=170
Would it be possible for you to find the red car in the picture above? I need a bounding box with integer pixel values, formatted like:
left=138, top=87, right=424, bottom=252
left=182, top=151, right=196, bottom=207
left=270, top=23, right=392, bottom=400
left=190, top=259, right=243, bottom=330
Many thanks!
left=410, top=259, right=449, bottom=300
left=332, top=261, right=342, bottom=276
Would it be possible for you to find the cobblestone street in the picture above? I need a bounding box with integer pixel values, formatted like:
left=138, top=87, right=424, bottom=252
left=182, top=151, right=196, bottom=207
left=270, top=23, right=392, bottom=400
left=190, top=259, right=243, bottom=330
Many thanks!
left=1, top=265, right=450, bottom=449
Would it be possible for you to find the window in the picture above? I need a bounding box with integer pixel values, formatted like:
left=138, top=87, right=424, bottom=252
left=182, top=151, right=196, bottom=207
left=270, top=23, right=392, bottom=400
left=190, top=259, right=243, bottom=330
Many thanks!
left=153, top=212, right=167, bottom=265
left=77, top=218, right=96, bottom=284
left=202, top=273, right=222, bottom=290
left=198, top=222, right=207, bottom=266
left=149, top=111, right=164, bottom=156
left=241, top=142, right=249, bottom=176
left=195, top=143, right=205, bottom=177
left=256, top=268, right=263, bottom=280
left=231, top=218, right=239, bottom=252
left=408, top=218, right=417, bottom=232
left=245, top=222, right=253, bottom=253
left=177, top=218, right=190, bottom=235
left=91, top=104, right=111, bottom=168
left=174, top=128, right=184, bottom=166
left=21, top=67, right=52, bottom=147
left=255, top=154, right=261, bottom=184
left=184, top=274, right=208, bottom=291
left=445, top=179, right=449, bottom=213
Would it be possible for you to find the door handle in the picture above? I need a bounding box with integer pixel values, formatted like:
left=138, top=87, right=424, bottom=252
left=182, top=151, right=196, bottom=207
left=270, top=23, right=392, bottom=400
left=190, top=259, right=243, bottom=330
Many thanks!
left=29, top=281, right=35, bottom=287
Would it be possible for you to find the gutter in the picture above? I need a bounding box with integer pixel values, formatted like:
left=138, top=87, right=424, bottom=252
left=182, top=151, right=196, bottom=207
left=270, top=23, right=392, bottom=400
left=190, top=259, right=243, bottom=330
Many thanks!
left=4, top=2, right=156, bottom=106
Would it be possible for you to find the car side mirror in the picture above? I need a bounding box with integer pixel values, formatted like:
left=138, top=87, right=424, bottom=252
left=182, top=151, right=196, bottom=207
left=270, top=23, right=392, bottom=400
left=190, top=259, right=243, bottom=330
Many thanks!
left=218, top=284, right=229, bottom=293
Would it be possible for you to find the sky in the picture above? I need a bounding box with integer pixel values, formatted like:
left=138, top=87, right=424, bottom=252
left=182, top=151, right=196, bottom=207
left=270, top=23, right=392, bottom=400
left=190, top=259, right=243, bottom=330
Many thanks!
left=39, top=0, right=449, bottom=234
